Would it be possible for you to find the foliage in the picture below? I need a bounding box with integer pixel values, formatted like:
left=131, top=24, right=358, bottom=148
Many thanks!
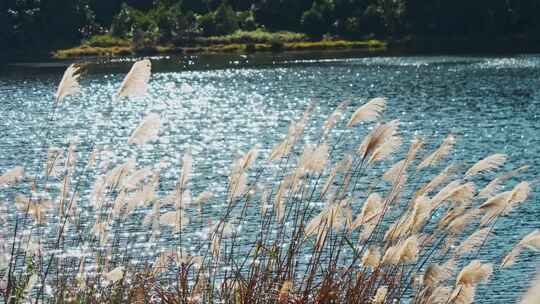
left=83, top=34, right=131, bottom=47
left=203, top=29, right=307, bottom=44
left=200, top=2, right=239, bottom=36
left=301, top=0, right=335, bottom=38
left=4, top=0, right=540, bottom=59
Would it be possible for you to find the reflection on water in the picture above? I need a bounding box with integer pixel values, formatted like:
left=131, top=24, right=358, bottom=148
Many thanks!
left=1, top=52, right=540, bottom=302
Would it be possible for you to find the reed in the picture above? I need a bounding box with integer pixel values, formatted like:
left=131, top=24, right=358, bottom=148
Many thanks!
left=0, top=60, right=537, bottom=304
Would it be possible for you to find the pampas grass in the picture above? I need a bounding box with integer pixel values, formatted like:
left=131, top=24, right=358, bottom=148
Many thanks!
left=116, top=59, right=152, bottom=99
left=127, top=113, right=161, bottom=146
left=55, top=64, right=81, bottom=103
left=0, top=166, right=24, bottom=186
left=0, top=60, right=537, bottom=304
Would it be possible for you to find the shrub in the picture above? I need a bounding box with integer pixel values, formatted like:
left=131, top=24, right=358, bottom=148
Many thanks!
left=238, top=11, right=257, bottom=31
left=150, top=3, right=197, bottom=43
left=301, top=0, right=335, bottom=38
left=110, top=3, right=158, bottom=39
left=199, top=2, right=239, bottom=36
left=83, top=34, right=131, bottom=47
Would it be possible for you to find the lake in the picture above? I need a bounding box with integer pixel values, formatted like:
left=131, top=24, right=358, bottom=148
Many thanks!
left=0, top=52, right=539, bottom=302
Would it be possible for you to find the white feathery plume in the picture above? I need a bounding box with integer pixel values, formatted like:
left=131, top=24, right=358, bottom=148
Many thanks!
left=105, top=158, right=136, bottom=188
left=275, top=176, right=293, bottom=223
left=373, top=286, right=388, bottom=304
left=320, top=166, right=338, bottom=199
left=135, top=174, right=159, bottom=207
left=398, top=235, right=420, bottom=264
left=424, top=286, right=452, bottom=304
left=269, top=104, right=313, bottom=161
left=357, top=120, right=400, bottom=160
left=520, top=269, right=540, bottom=304
left=456, top=260, right=493, bottom=286
left=501, top=245, right=523, bottom=269
left=160, top=210, right=190, bottom=232
left=90, top=175, right=107, bottom=208
left=55, top=64, right=81, bottom=103
left=501, top=230, right=540, bottom=268
left=431, top=181, right=475, bottom=209
left=508, top=181, right=531, bottom=206
left=104, top=266, right=124, bottom=284
left=194, top=191, right=213, bottom=206
left=0, top=166, right=24, bottom=186
left=91, top=221, right=109, bottom=245
left=361, top=246, right=381, bottom=269
left=479, top=181, right=530, bottom=226
left=305, top=202, right=351, bottom=238
left=520, top=230, right=540, bottom=251
left=449, top=182, right=476, bottom=205
left=455, top=228, right=490, bottom=257
left=406, top=195, right=431, bottom=233
left=116, top=59, right=152, bottom=99
left=323, top=100, right=349, bottom=135
left=465, top=153, right=507, bottom=177
left=112, top=190, right=127, bottom=217
left=449, top=284, right=476, bottom=304
left=352, top=193, right=382, bottom=230
left=447, top=210, right=478, bottom=235
left=423, top=260, right=455, bottom=286
left=416, top=164, right=456, bottom=197
left=298, top=143, right=329, bottom=173
left=15, top=194, right=51, bottom=224
left=417, top=135, right=456, bottom=170
left=123, top=166, right=153, bottom=189
left=278, top=281, right=294, bottom=303
left=430, top=181, right=461, bottom=208
left=479, top=190, right=511, bottom=226
left=228, top=171, right=247, bottom=201
left=368, top=134, right=403, bottom=164
left=127, top=113, right=161, bottom=146
left=383, top=159, right=406, bottom=184
left=179, top=150, right=193, bottom=190
left=405, top=136, right=424, bottom=162
left=238, top=145, right=260, bottom=171
left=347, top=97, right=387, bottom=127
left=478, top=165, right=528, bottom=198
left=381, top=244, right=401, bottom=265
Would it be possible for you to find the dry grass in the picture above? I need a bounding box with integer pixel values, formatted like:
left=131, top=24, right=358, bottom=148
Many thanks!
left=0, top=60, right=537, bottom=304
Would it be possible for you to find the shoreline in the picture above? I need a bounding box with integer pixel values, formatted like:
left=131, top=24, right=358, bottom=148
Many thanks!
left=49, top=34, right=540, bottom=60
left=3, top=36, right=540, bottom=66
left=52, top=39, right=388, bottom=59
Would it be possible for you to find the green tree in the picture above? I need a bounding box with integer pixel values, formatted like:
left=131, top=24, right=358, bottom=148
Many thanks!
left=301, top=0, right=335, bottom=38
left=200, top=1, right=239, bottom=36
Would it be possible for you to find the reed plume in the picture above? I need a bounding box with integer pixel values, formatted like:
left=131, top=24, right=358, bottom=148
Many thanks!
left=116, top=59, right=152, bottom=99
left=347, top=97, right=386, bottom=127
left=464, top=153, right=507, bottom=177
left=0, top=166, right=24, bottom=186
left=127, top=113, right=161, bottom=145
left=55, top=64, right=81, bottom=103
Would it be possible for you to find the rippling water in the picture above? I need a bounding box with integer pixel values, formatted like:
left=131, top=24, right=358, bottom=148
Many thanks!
left=1, top=53, right=539, bottom=302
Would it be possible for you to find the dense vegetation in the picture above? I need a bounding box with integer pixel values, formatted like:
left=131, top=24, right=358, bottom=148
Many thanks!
left=2, top=0, right=540, bottom=59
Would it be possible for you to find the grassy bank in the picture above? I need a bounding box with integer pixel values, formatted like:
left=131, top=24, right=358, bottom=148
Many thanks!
left=53, top=31, right=387, bottom=59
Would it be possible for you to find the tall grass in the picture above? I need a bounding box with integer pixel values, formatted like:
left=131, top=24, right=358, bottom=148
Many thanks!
left=0, top=60, right=537, bottom=304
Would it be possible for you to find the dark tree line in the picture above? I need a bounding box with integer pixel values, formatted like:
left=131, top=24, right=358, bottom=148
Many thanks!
left=2, top=0, right=540, bottom=59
